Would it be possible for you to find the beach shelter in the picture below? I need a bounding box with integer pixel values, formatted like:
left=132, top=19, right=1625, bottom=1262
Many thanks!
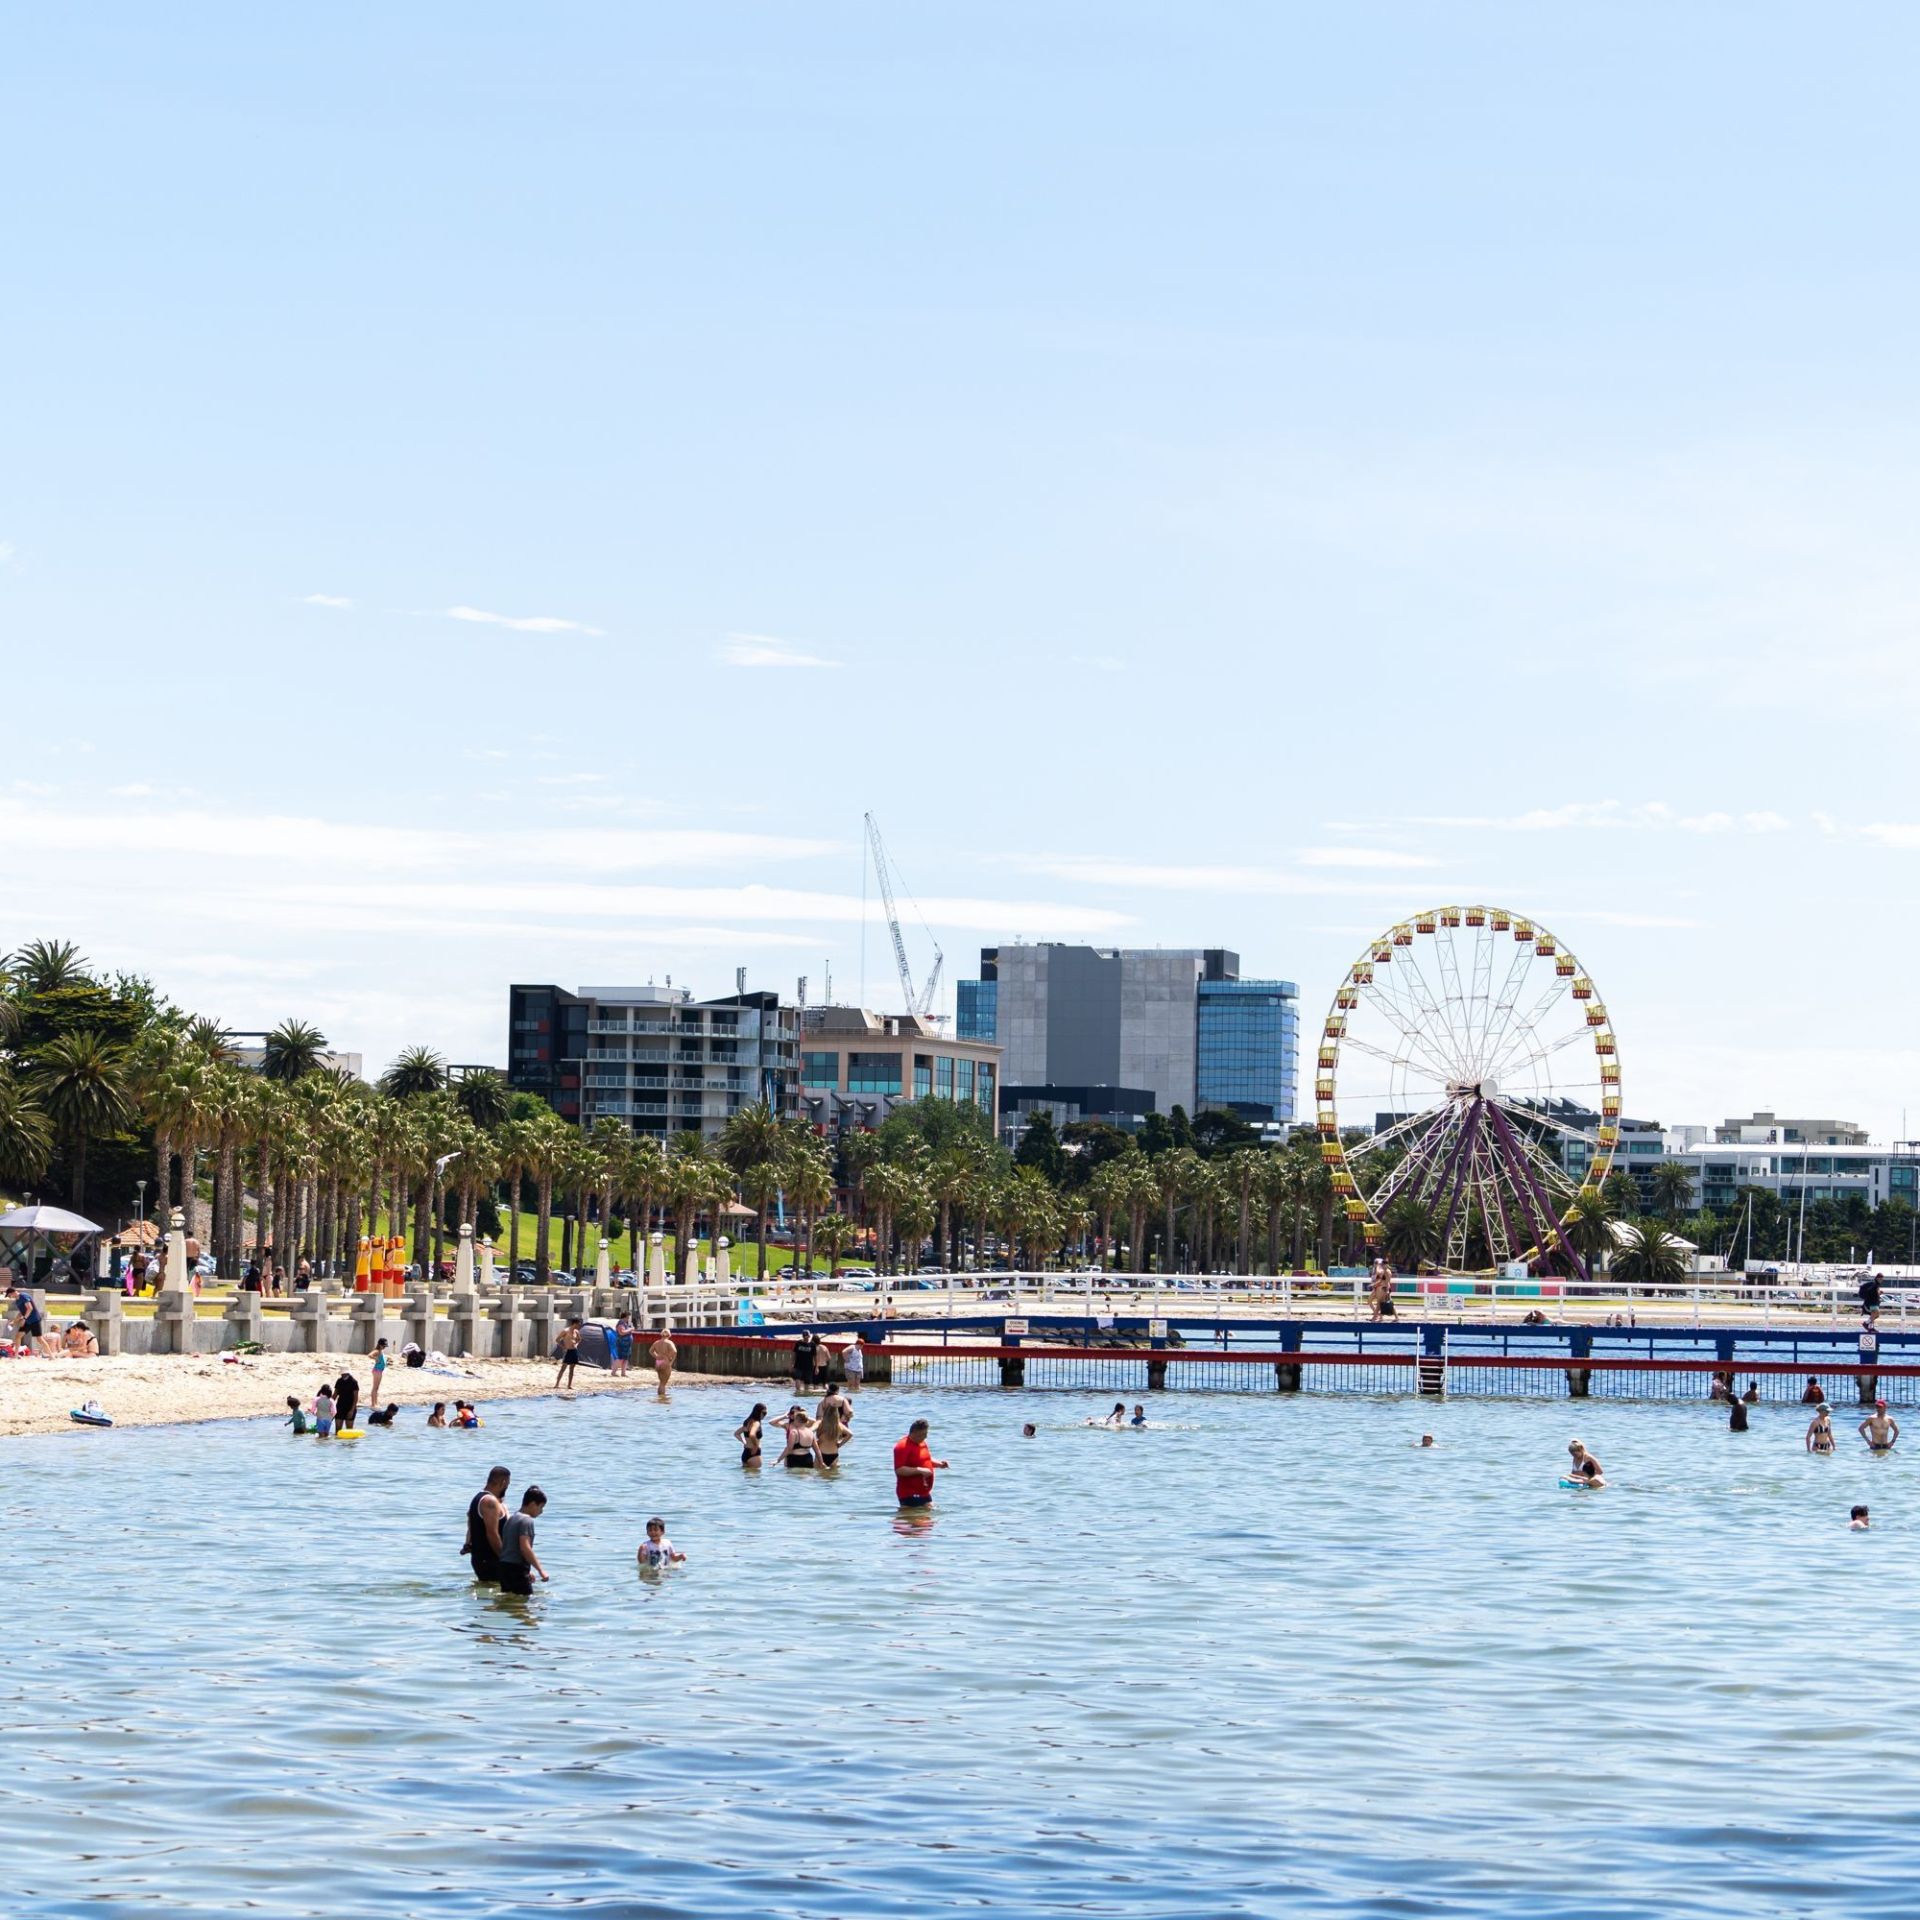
left=0, top=1205, right=104, bottom=1287
left=648, top=1232, right=667, bottom=1291
left=453, top=1223, right=475, bottom=1296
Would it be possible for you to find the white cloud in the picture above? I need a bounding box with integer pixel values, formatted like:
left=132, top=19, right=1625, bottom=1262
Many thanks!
left=1743, top=812, right=1791, bottom=833
left=1007, top=854, right=1464, bottom=898
left=302, top=592, right=352, bottom=609
left=107, top=783, right=156, bottom=798
left=1298, top=848, right=1439, bottom=870
left=719, top=633, right=842, bottom=670
left=445, top=604, right=604, bottom=636
left=0, top=540, right=16, bottom=570
left=535, top=773, right=608, bottom=787
left=1677, top=812, right=1734, bottom=834
left=1860, top=822, right=1920, bottom=850
left=1070, top=653, right=1128, bottom=673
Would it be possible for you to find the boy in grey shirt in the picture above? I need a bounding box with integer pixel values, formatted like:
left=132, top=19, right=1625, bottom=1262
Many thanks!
left=497, top=1487, right=548, bottom=1596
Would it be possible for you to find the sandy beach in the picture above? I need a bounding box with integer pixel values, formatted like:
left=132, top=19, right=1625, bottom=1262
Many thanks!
left=0, top=1351, right=700, bottom=1439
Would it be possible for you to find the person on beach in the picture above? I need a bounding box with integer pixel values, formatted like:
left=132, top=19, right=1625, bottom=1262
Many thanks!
left=1851, top=1505, right=1871, bottom=1530
left=815, top=1384, right=853, bottom=1467
left=1859, top=1401, right=1900, bottom=1452
left=774, top=1404, right=820, bottom=1469
left=427, top=1402, right=447, bottom=1428
left=314, top=1383, right=335, bottom=1439
left=12, top=1288, right=50, bottom=1358
left=612, top=1314, right=634, bottom=1379
left=650, top=1327, right=677, bottom=1396
left=370, top=1339, right=389, bottom=1408
left=1806, top=1404, right=1835, bottom=1452
left=841, top=1337, right=865, bottom=1391
left=735, top=1402, right=768, bottom=1468
left=555, top=1319, right=582, bottom=1391
left=1802, top=1376, right=1826, bottom=1405
left=497, top=1487, right=547, bottom=1595
left=333, top=1368, right=361, bottom=1433
left=463, top=1466, right=511, bottom=1583
left=64, top=1321, right=98, bottom=1357
left=637, top=1517, right=684, bottom=1568
left=893, top=1419, right=946, bottom=1507
left=1566, top=1439, right=1604, bottom=1486
left=285, top=1394, right=310, bottom=1435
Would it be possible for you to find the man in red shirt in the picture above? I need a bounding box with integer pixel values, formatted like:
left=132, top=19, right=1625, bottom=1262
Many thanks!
left=892, top=1418, right=947, bottom=1507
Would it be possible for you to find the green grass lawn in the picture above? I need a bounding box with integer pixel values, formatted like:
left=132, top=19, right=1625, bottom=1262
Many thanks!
left=352, top=1212, right=836, bottom=1280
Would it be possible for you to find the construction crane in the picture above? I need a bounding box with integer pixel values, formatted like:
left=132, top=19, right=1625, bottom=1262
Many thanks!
left=864, top=812, right=944, bottom=1018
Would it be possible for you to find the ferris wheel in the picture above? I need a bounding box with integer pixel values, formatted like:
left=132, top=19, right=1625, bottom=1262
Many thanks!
left=1316, top=907, right=1620, bottom=1276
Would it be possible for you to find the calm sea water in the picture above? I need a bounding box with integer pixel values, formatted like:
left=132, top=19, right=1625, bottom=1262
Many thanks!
left=2, top=1379, right=1914, bottom=1918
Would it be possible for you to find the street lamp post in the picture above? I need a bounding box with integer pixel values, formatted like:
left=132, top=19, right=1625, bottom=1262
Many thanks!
left=135, top=1180, right=148, bottom=1225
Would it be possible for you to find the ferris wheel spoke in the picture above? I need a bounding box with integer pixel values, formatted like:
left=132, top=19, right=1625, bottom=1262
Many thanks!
left=1477, top=937, right=1541, bottom=1073
left=1396, top=936, right=1475, bottom=1080
left=1484, top=979, right=1575, bottom=1083
left=1366, top=1108, right=1464, bottom=1211
left=1353, top=983, right=1460, bottom=1084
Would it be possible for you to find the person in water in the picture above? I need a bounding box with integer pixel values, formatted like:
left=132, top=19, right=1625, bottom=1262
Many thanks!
left=333, top=1369, right=361, bottom=1433
left=637, top=1517, right=685, bottom=1568
left=427, top=1402, right=447, bottom=1428
left=1419, top=1434, right=1435, bottom=1448
left=735, top=1402, right=768, bottom=1467
left=1728, top=1395, right=1750, bottom=1432
left=497, top=1487, right=548, bottom=1596
left=1129, top=1405, right=1148, bottom=1428
left=893, top=1418, right=947, bottom=1508
left=313, top=1383, right=335, bottom=1439
left=1021, top=1423, right=1037, bottom=1438
left=774, top=1404, right=820, bottom=1469
left=1566, top=1439, right=1605, bottom=1486
left=463, top=1466, right=511, bottom=1584
left=1806, top=1404, right=1836, bottom=1453
left=1741, top=1380, right=1761, bottom=1405
left=1859, top=1401, right=1900, bottom=1452
left=285, top=1394, right=310, bottom=1435
left=1089, top=1402, right=1127, bottom=1429
left=815, top=1384, right=854, bottom=1467
left=1850, top=1505, right=1871, bottom=1530
left=650, top=1327, right=677, bottom=1396
left=1802, top=1376, right=1826, bottom=1405
left=841, top=1337, right=865, bottom=1391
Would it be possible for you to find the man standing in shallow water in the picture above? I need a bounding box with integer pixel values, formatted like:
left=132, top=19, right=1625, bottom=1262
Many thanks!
left=893, top=1418, right=947, bottom=1508
left=463, top=1466, right=510, bottom=1584
left=1859, top=1401, right=1900, bottom=1452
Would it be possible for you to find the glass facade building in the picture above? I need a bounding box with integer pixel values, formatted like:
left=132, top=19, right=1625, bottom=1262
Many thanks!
left=956, top=978, right=997, bottom=1042
left=1195, top=979, right=1298, bottom=1124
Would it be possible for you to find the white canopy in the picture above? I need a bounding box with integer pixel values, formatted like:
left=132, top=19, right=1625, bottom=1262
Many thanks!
left=0, top=1205, right=103, bottom=1237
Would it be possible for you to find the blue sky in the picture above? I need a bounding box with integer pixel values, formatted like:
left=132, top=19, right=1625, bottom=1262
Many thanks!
left=7, top=4, right=1920, bottom=1133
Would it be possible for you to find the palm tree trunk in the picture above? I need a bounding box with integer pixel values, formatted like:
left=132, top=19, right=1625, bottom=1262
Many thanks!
left=536, top=1173, right=554, bottom=1283
left=508, top=1167, right=522, bottom=1275
left=154, top=1130, right=172, bottom=1223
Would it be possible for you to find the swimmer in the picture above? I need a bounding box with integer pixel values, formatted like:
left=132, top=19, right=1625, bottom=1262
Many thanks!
left=1859, top=1401, right=1900, bottom=1452
left=1728, top=1395, right=1749, bottom=1433
left=1129, top=1405, right=1147, bottom=1428
left=427, top=1402, right=447, bottom=1428
left=1741, top=1380, right=1761, bottom=1405
left=1021, top=1423, right=1037, bottom=1438
left=1419, top=1434, right=1435, bottom=1448
left=1805, top=1404, right=1835, bottom=1453
left=1088, top=1402, right=1127, bottom=1429
left=735, top=1402, right=768, bottom=1468
left=637, top=1516, right=685, bottom=1567
left=773, top=1404, right=820, bottom=1469
left=815, top=1384, right=854, bottom=1467
left=1851, top=1504, right=1871, bottom=1530
left=1802, top=1376, right=1826, bottom=1405
left=1566, top=1438, right=1605, bottom=1487
left=893, top=1418, right=946, bottom=1508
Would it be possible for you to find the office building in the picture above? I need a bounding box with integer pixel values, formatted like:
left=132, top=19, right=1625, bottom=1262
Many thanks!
left=794, top=1006, right=1000, bottom=1134
left=1714, top=1111, right=1869, bottom=1147
left=508, top=982, right=795, bottom=1141
left=227, top=1035, right=364, bottom=1081
left=1682, top=1142, right=1920, bottom=1215
left=959, top=943, right=1297, bottom=1128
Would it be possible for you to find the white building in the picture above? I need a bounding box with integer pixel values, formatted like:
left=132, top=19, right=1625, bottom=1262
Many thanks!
left=1678, top=1142, right=1920, bottom=1213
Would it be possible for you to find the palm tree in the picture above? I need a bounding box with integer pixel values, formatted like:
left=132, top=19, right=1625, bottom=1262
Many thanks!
left=380, top=1045, right=448, bottom=1101
left=738, top=1159, right=785, bottom=1281
left=1088, top=1157, right=1131, bottom=1270
left=928, top=1148, right=976, bottom=1271
left=495, top=1116, right=536, bottom=1277
left=0, top=1068, right=54, bottom=1186
left=1380, top=1194, right=1441, bottom=1272
left=183, top=1015, right=236, bottom=1061
left=454, top=1069, right=510, bottom=1129
left=1158, top=1148, right=1204, bottom=1274
left=1227, top=1147, right=1264, bottom=1275
left=1613, top=1220, right=1688, bottom=1288
left=1564, top=1188, right=1617, bottom=1285
left=784, top=1145, right=834, bottom=1278
left=619, top=1134, right=669, bottom=1265
left=8, top=939, right=89, bottom=994
left=1649, top=1161, right=1694, bottom=1224
left=812, top=1211, right=856, bottom=1278
left=31, top=1030, right=133, bottom=1214
left=522, top=1109, right=573, bottom=1283
left=262, top=1020, right=328, bottom=1083
left=863, top=1161, right=915, bottom=1274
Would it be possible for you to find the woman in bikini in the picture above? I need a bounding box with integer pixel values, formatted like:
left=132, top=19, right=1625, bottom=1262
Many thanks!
left=1806, top=1403, right=1836, bottom=1454
left=773, top=1404, right=820, bottom=1470
left=735, top=1402, right=768, bottom=1469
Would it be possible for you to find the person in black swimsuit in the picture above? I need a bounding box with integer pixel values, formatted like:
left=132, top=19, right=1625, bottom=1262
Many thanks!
left=734, top=1402, right=768, bottom=1468
left=462, top=1466, right=511, bottom=1584
left=793, top=1330, right=819, bottom=1391
left=333, top=1368, right=361, bottom=1432
left=774, top=1405, right=819, bottom=1468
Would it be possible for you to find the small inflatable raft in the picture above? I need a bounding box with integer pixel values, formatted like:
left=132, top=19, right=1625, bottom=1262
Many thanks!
left=69, top=1404, right=113, bottom=1428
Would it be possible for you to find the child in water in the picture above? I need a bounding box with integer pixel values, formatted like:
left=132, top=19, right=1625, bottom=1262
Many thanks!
left=637, top=1517, right=685, bottom=1567
left=1129, top=1405, right=1147, bottom=1428
left=285, top=1395, right=310, bottom=1435
left=1851, top=1505, right=1871, bottom=1530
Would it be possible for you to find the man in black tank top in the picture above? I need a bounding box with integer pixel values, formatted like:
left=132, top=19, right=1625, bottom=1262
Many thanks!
left=463, top=1466, right=511, bottom=1583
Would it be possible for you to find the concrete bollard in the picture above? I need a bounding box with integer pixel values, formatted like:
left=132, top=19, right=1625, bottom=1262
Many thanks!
left=153, top=1288, right=197, bottom=1356
left=349, top=1292, right=390, bottom=1355
left=292, top=1288, right=332, bottom=1355
left=223, top=1291, right=264, bottom=1349
left=447, top=1292, right=483, bottom=1359
left=402, top=1285, right=436, bottom=1355
left=89, top=1286, right=124, bottom=1357
left=488, top=1289, right=526, bottom=1360
left=524, top=1290, right=560, bottom=1361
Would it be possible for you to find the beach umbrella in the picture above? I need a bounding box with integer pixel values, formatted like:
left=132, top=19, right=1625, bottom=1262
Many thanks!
left=595, top=1236, right=612, bottom=1288
left=453, top=1223, right=475, bottom=1296
left=649, top=1232, right=667, bottom=1291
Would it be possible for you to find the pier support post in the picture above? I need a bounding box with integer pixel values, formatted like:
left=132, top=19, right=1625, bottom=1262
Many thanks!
left=1568, top=1329, right=1592, bottom=1397
left=998, top=1355, right=1026, bottom=1387
left=1274, top=1362, right=1302, bottom=1392
left=1147, top=1358, right=1168, bottom=1391
left=89, top=1286, right=124, bottom=1357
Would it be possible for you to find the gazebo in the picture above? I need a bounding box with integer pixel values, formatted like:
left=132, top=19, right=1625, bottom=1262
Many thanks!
left=0, top=1205, right=106, bottom=1288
